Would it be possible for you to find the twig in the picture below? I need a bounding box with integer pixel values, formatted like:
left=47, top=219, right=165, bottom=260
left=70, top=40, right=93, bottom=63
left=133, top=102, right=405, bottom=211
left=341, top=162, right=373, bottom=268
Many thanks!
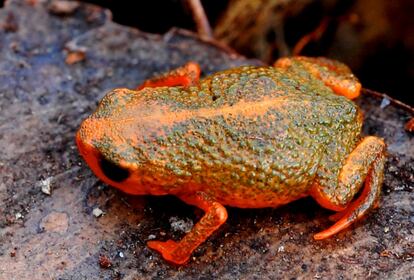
left=293, top=17, right=330, bottom=56
left=185, top=0, right=213, bottom=39
left=362, top=88, right=414, bottom=113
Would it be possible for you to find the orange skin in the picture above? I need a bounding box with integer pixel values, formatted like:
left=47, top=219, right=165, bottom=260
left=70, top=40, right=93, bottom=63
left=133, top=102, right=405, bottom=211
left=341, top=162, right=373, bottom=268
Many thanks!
left=76, top=57, right=386, bottom=265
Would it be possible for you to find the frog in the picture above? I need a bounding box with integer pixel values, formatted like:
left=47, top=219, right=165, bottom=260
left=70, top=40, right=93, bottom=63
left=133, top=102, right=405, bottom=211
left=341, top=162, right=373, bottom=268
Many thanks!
left=76, top=57, right=386, bottom=265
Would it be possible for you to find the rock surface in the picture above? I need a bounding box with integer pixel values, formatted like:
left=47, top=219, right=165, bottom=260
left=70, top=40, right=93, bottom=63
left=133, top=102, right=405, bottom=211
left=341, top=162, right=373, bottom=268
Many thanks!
left=0, top=1, right=412, bottom=279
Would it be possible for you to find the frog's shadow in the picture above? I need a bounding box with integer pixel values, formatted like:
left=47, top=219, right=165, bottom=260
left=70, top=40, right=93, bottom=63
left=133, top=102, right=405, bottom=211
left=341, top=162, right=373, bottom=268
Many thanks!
left=144, top=195, right=324, bottom=238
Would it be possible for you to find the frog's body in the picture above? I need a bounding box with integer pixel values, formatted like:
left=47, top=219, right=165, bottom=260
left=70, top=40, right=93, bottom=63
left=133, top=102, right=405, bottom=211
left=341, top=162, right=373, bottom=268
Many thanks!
left=77, top=57, right=386, bottom=265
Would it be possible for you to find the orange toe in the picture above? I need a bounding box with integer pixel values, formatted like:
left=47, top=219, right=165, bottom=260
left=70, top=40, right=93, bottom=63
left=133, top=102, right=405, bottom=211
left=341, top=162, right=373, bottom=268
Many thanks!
left=147, top=240, right=190, bottom=265
left=313, top=218, right=352, bottom=240
left=147, top=240, right=177, bottom=252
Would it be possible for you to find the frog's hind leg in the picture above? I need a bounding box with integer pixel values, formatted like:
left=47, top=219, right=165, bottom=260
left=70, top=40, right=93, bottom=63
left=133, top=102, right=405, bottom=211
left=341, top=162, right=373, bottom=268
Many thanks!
left=310, top=136, right=386, bottom=239
left=137, top=62, right=201, bottom=89
left=147, top=191, right=227, bottom=265
left=275, top=57, right=361, bottom=99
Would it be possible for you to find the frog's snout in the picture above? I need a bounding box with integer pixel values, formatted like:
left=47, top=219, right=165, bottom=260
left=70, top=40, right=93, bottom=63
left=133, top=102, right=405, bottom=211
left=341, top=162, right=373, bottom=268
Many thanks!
left=76, top=128, right=132, bottom=185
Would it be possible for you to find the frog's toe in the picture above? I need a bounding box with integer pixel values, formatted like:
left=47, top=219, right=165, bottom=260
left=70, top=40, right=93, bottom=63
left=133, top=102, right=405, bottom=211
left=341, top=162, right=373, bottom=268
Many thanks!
left=147, top=239, right=178, bottom=252
left=327, top=198, right=377, bottom=222
left=314, top=202, right=360, bottom=240
left=147, top=240, right=190, bottom=265
left=328, top=210, right=347, bottom=222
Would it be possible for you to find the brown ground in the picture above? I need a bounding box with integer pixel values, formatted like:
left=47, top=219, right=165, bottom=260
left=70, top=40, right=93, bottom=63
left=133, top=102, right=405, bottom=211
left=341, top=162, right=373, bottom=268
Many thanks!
left=0, top=1, right=413, bottom=279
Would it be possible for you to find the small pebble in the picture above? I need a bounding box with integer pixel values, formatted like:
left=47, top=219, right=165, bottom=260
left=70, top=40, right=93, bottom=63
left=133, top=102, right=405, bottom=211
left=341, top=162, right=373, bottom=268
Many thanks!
left=98, top=255, right=112, bottom=268
left=384, top=226, right=390, bottom=233
left=169, top=217, right=193, bottom=233
left=119, top=252, right=124, bottom=258
left=405, top=118, right=414, bottom=132
left=15, top=212, right=23, bottom=220
left=48, top=0, right=80, bottom=16
left=92, top=208, right=104, bottom=217
left=39, top=177, right=52, bottom=195
left=65, top=51, right=86, bottom=65
left=380, top=97, right=390, bottom=109
left=148, top=234, right=156, bottom=240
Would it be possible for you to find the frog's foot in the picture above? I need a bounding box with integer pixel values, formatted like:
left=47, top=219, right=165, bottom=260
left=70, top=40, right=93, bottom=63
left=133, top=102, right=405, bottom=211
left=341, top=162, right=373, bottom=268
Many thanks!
left=328, top=210, right=347, bottom=222
left=327, top=200, right=380, bottom=222
left=275, top=56, right=361, bottom=99
left=310, top=136, right=386, bottom=240
left=147, top=192, right=228, bottom=265
left=147, top=240, right=189, bottom=265
left=137, top=62, right=201, bottom=90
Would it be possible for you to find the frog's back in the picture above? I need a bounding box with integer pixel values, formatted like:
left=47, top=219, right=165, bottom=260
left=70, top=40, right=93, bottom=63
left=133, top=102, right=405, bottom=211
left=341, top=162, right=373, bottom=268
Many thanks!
left=125, top=65, right=361, bottom=208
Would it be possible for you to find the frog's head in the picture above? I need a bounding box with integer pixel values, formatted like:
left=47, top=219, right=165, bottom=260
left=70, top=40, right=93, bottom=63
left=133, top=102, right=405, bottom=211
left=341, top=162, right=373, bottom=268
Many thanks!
left=76, top=88, right=171, bottom=195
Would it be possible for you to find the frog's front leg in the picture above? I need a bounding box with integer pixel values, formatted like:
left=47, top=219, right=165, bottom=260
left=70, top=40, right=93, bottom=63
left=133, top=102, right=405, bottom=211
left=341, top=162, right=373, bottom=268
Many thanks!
left=137, top=62, right=201, bottom=90
left=147, top=191, right=228, bottom=265
left=310, top=136, right=386, bottom=239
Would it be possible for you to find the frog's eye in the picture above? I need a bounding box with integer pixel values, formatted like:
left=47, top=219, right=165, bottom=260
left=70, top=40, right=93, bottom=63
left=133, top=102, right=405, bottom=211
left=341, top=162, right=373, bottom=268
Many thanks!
left=99, top=157, right=130, bottom=182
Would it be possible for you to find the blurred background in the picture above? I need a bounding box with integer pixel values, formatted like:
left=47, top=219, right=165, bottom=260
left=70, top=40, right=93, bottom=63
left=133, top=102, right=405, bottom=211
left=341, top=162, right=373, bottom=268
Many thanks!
left=3, top=0, right=412, bottom=105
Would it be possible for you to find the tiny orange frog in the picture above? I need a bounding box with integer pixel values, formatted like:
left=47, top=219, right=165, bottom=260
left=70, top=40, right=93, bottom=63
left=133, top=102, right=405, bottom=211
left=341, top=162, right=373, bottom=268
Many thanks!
left=77, top=57, right=386, bottom=265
